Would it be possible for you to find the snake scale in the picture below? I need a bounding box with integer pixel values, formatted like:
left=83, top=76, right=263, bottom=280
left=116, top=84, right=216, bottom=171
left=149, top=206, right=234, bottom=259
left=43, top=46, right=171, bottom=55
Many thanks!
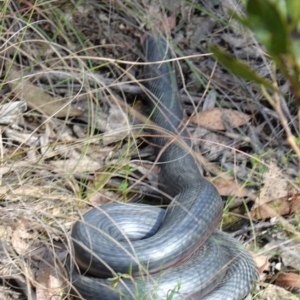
left=69, top=34, right=258, bottom=300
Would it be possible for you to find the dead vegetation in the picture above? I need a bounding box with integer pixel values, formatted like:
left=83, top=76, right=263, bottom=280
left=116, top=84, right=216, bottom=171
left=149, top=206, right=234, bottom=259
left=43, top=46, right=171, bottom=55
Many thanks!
left=0, top=0, right=299, bottom=299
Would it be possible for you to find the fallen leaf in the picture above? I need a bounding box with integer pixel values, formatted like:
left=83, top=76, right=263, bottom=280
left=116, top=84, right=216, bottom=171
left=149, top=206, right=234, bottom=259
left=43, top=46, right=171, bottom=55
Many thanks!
left=11, top=219, right=45, bottom=257
left=0, top=101, right=27, bottom=125
left=281, top=242, right=300, bottom=270
left=207, top=177, right=250, bottom=197
left=7, top=65, right=83, bottom=118
left=89, top=190, right=116, bottom=206
left=35, top=248, right=65, bottom=300
left=255, top=254, right=270, bottom=273
left=251, top=193, right=300, bottom=219
left=254, top=162, right=289, bottom=207
left=276, top=273, right=300, bottom=291
left=190, top=108, right=251, bottom=130
left=260, top=283, right=299, bottom=300
left=50, top=157, right=102, bottom=173
left=251, top=162, right=299, bottom=219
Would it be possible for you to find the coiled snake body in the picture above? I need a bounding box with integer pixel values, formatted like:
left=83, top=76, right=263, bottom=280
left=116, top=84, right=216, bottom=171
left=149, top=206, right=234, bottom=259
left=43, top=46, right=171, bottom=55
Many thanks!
left=70, top=34, right=257, bottom=299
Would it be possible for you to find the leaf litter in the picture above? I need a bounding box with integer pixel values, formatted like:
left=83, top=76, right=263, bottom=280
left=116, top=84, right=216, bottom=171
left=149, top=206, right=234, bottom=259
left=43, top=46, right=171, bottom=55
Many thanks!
left=0, top=1, right=299, bottom=299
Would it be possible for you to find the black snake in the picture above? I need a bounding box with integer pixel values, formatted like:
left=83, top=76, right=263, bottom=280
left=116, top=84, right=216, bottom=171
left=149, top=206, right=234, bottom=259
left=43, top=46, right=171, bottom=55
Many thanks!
left=69, top=34, right=257, bottom=300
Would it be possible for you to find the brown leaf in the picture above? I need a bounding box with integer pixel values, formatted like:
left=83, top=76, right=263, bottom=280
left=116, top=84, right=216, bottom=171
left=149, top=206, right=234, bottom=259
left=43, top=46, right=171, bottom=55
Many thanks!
left=7, top=65, right=83, bottom=118
left=89, top=191, right=116, bottom=206
left=35, top=248, right=65, bottom=300
left=190, top=108, right=251, bottom=130
left=254, top=162, right=289, bottom=207
left=276, top=273, right=300, bottom=291
left=250, top=162, right=300, bottom=219
left=250, top=193, right=300, bottom=219
left=11, top=219, right=45, bottom=257
left=255, top=254, right=270, bottom=274
left=207, top=177, right=250, bottom=197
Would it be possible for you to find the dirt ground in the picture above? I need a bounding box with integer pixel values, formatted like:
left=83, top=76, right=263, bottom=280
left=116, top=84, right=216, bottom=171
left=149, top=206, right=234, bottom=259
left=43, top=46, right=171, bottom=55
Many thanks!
left=0, top=0, right=300, bottom=299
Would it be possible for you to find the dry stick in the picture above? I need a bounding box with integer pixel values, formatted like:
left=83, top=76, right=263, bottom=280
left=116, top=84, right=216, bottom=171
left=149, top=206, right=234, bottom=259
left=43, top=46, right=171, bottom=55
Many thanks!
left=33, top=69, right=204, bottom=103
left=232, top=217, right=299, bottom=237
left=0, top=129, right=3, bottom=186
left=261, top=85, right=300, bottom=171
left=40, top=70, right=144, bottom=94
left=263, top=64, right=300, bottom=159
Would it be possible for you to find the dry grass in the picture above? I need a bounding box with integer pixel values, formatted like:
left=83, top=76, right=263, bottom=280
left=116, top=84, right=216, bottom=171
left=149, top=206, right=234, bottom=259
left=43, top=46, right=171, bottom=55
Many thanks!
left=0, top=0, right=299, bottom=299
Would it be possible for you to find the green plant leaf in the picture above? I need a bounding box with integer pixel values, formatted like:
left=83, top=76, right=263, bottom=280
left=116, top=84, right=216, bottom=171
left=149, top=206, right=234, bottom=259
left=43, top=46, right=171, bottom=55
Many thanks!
left=291, top=39, right=300, bottom=68
left=230, top=11, right=251, bottom=29
left=119, top=180, right=128, bottom=192
left=210, top=45, right=276, bottom=91
left=286, top=0, right=300, bottom=30
left=246, top=0, right=289, bottom=55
